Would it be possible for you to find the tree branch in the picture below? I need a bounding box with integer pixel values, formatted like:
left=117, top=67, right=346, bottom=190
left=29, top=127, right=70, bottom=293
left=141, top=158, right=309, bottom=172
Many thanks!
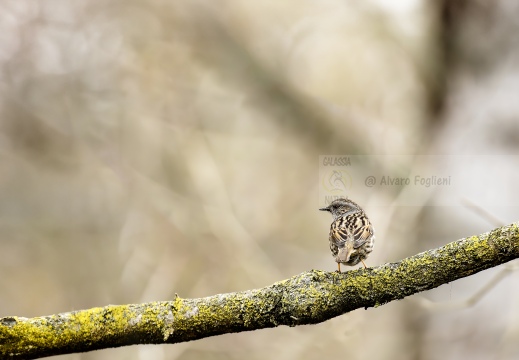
left=2, top=222, right=518, bottom=359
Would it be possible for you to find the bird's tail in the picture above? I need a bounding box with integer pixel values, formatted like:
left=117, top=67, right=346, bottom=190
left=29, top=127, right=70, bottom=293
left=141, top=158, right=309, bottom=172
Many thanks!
left=336, top=242, right=354, bottom=263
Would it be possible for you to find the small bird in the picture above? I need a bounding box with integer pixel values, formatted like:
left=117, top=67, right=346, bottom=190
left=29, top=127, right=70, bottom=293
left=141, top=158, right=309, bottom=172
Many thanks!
left=320, top=197, right=375, bottom=272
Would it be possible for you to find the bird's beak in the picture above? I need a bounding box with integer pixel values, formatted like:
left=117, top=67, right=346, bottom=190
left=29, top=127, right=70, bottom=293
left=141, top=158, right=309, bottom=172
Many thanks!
left=319, top=206, right=330, bottom=212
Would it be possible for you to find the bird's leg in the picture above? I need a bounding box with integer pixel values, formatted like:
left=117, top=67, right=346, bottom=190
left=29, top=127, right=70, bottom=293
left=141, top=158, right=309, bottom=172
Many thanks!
left=360, top=259, right=367, bottom=268
left=337, top=263, right=341, bottom=273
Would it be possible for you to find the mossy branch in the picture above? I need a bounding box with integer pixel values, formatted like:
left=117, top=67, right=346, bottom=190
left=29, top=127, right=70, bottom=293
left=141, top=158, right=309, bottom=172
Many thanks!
left=2, top=222, right=519, bottom=359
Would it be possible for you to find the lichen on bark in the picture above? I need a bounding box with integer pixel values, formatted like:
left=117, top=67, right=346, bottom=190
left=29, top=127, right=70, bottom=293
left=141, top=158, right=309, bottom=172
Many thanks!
left=1, top=222, right=518, bottom=359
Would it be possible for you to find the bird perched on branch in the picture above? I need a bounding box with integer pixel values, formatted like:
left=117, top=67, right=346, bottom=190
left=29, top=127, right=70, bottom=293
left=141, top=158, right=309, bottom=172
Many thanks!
left=320, top=198, right=375, bottom=272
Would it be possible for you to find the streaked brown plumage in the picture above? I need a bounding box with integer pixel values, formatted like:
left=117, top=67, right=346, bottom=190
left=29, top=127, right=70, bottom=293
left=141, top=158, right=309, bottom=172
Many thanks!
left=319, top=198, right=375, bottom=272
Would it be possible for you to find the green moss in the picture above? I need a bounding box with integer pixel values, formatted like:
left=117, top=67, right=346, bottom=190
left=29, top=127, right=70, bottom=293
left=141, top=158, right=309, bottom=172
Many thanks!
left=3, top=222, right=519, bottom=359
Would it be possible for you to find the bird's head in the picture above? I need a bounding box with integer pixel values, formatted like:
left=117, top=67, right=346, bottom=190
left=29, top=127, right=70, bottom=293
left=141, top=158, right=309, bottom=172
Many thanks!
left=319, top=198, right=361, bottom=220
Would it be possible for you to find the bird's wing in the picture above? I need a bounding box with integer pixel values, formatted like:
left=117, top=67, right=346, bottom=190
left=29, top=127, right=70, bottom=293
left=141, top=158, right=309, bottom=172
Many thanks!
left=351, top=216, right=374, bottom=249
left=331, top=213, right=373, bottom=249
left=330, top=224, right=353, bottom=263
left=330, top=224, right=352, bottom=248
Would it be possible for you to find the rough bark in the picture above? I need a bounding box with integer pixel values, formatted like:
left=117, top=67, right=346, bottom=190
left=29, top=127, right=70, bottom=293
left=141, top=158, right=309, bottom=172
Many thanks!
left=1, top=222, right=518, bottom=359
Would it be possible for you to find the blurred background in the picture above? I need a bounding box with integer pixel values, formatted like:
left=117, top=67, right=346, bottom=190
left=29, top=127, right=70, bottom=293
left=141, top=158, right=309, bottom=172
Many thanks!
left=1, top=1, right=519, bottom=359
